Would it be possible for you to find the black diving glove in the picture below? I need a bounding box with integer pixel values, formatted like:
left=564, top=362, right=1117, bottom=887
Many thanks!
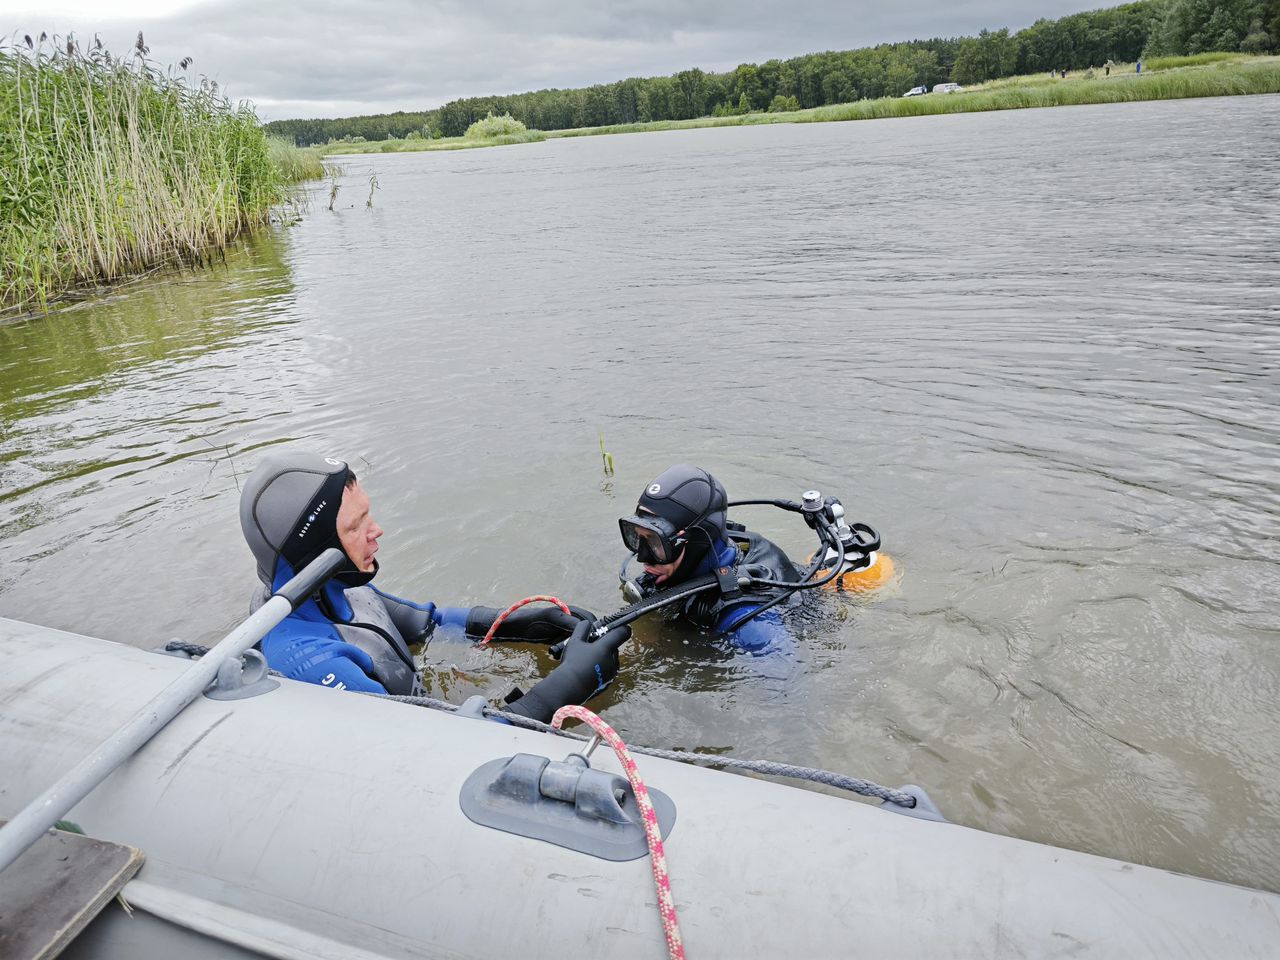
left=502, top=620, right=631, bottom=723
left=465, top=604, right=595, bottom=643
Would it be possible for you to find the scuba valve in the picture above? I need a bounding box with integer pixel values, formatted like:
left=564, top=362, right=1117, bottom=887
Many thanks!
left=803, top=490, right=882, bottom=573
left=800, top=491, right=896, bottom=593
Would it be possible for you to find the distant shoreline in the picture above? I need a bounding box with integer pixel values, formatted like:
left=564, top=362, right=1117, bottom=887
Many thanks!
left=318, top=55, right=1280, bottom=158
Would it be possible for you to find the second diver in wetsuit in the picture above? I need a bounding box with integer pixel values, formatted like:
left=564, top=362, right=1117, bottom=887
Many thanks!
left=617, top=463, right=802, bottom=652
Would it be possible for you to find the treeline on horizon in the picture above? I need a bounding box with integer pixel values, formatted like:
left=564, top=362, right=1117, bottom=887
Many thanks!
left=266, top=0, right=1280, bottom=144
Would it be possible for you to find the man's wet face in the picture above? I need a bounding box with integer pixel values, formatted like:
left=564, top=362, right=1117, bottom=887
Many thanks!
left=337, top=480, right=383, bottom=572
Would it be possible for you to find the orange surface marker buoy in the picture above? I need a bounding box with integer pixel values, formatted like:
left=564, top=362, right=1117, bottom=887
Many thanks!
left=810, top=552, right=896, bottom=592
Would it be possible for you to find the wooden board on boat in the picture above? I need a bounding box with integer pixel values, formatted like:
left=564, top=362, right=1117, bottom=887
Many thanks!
left=0, top=819, right=144, bottom=960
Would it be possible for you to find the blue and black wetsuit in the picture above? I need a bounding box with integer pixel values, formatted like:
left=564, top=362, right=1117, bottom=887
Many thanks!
left=239, top=449, right=621, bottom=720
left=252, top=558, right=475, bottom=695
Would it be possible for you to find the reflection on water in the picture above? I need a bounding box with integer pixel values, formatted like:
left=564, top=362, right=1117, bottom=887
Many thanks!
left=0, top=233, right=318, bottom=638
left=2, top=94, right=1279, bottom=892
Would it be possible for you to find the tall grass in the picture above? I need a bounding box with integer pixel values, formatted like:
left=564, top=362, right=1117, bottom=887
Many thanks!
left=268, top=136, right=327, bottom=181
left=1145, top=52, right=1241, bottom=71
left=0, top=34, right=314, bottom=314
left=319, top=114, right=547, bottom=157
left=802, top=57, right=1280, bottom=123
left=548, top=55, right=1280, bottom=139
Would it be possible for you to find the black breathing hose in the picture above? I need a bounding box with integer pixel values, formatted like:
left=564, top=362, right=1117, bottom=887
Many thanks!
left=595, top=504, right=855, bottom=638
left=727, top=498, right=804, bottom=512
left=724, top=563, right=819, bottom=630
left=728, top=520, right=848, bottom=629
left=591, top=572, right=722, bottom=637
left=740, top=516, right=848, bottom=591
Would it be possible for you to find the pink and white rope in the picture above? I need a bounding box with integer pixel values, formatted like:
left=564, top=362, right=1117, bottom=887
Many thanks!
left=479, top=595, right=572, bottom=647
left=552, top=704, right=685, bottom=960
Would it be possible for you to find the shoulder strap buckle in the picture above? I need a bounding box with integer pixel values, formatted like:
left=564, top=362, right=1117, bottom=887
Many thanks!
left=715, top=565, right=742, bottom=599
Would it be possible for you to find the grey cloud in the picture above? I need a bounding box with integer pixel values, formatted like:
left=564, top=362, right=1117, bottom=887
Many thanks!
left=6, top=0, right=1112, bottom=119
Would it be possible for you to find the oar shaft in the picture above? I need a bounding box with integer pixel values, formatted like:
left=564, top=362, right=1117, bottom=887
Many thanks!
left=0, top=548, right=345, bottom=874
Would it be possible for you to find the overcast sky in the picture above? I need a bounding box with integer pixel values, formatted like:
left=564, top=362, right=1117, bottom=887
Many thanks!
left=4, top=0, right=1109, bottom=120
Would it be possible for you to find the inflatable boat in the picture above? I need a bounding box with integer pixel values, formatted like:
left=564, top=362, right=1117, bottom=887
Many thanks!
left=2, top=610, right=1279, bottom=958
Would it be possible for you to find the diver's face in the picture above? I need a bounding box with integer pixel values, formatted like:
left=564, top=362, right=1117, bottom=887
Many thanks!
left=337, top=481, right=383, bottom=572
left=643, top=543, right=685, bottom=586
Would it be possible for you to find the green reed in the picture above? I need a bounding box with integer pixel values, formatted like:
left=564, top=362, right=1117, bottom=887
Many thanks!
left=801, top=57, right=1280, bottom=123
left=1144, top=52, right=1243, bottom=71
left=320, top=132, right=548, bottom=156
left=318, top=113, right=547, bottom=158
left=268, top=136, right=328, bottom=182
left=1, top=35, right=316, bottom=314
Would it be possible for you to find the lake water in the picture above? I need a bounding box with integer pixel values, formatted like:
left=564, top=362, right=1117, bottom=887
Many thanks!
left=2, top=94, right=1278, bottom=892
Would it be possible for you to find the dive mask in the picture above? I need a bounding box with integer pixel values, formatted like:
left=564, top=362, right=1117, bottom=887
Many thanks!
left=619, top=513, right=686, bottom=565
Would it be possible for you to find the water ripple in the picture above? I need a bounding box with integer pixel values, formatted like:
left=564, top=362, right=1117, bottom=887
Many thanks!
left=2, top=95, right=1279, bottom=892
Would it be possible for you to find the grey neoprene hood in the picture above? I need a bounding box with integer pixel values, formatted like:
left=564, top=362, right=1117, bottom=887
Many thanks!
left=239, top=451, right=356, bottom=586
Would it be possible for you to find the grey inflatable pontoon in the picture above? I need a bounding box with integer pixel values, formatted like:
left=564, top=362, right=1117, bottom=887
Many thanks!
left=1, top=616, right=1278, bottom=959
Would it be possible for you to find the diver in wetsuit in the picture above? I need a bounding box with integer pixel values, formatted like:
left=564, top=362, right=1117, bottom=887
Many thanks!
left=239, top=450, right=628, bottom=721
left=618, top=464, right=802, bottom=652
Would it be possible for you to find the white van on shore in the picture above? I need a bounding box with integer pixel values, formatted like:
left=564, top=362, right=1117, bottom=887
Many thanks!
left=933, top=82, right=964, bottom=94
left=902, top=86, right=928, bottom=97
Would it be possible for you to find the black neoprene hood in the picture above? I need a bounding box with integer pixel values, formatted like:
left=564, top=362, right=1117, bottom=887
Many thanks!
left=634, top=464, right=728, bottom=574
